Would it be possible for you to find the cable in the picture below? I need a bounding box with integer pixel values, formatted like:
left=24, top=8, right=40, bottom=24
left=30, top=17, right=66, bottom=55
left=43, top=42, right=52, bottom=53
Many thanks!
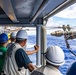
left=68, top=48, right=76, bottom=56
left=64, top=34, right=76, bottom=56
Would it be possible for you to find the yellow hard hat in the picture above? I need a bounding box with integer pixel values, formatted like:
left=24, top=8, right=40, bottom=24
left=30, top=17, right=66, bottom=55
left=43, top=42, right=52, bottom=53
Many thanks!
left=8, top=33, right=11, bottom=43
left=8, top=33, right=10, bottom=39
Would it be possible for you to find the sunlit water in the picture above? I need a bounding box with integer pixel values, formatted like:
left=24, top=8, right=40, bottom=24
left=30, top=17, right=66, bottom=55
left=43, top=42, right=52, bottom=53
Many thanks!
left=26, top=35, right=76, bottom=75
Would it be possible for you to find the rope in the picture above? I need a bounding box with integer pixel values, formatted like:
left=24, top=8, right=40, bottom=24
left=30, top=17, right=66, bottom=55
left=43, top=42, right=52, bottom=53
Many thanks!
left=64, top=34, right=76, bottom=56
left=68, top=48, right=76, bottom=56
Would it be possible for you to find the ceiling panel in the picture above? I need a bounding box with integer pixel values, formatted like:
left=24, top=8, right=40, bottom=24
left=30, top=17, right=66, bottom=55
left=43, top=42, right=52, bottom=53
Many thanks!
left=11, top=0, right=36, bottom=18
left=0, top=0, right=75, bottom=24
left=38, top=0, right=67, bottom=17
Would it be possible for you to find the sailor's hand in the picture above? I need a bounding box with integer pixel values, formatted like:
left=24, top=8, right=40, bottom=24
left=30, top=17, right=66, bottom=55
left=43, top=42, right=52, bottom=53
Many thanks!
left=34, top=45, right=39, bottom=52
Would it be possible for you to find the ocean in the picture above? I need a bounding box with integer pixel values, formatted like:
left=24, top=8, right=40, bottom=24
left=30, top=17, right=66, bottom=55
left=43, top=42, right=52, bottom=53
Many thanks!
left=26, top=34, right=76, bottom=75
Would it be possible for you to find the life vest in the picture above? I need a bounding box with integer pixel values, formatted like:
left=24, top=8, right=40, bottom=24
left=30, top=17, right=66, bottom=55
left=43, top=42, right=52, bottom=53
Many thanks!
left=2, top=43, right=26, bottom=75
left=6, top=42, right=15, bottom=49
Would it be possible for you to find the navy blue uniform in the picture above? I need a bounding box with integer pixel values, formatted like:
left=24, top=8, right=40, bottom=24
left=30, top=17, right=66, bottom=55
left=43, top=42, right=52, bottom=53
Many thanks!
left=15, top=49, right=32, bottom=69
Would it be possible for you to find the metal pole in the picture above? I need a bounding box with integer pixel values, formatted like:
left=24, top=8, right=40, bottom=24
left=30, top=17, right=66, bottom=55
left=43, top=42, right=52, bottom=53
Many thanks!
left=41, top=26, right=47, bottom=66
left=36, top=25, right=41, bottom=67
left=30, top=0, right=49, bottom=23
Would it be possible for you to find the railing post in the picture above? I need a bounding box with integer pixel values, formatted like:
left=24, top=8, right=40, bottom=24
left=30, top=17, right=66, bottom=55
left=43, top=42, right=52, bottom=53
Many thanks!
left=36, top=25, right=41, bottom=67
left=41, top=26, right=47, bottom=65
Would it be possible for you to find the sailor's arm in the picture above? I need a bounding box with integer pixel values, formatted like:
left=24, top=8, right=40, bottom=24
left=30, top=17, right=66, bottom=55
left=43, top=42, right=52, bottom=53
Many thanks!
left=27, top=63, right=36, bottom=72
left=26, top=45, right=39, bottom=55
left=15, top=49, right=36, bottom=71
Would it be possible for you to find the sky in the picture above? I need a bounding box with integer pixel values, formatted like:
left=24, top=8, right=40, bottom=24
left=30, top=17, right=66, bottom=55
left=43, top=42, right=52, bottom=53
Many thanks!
left=46, top=3, right=76, bottom=27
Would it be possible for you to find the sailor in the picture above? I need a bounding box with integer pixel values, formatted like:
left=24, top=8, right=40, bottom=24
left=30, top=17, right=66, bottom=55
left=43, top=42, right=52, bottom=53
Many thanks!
left=66, top=61, right=76, bottom=75
left=7, top=31, right=39, bottom=55
left=0, top=33, right=8, bottom=74
left=31, top=46, right=65, bottom=75
left=3, top=30, right=37, bottom=75
left=6, top=32, right=17, bottom=48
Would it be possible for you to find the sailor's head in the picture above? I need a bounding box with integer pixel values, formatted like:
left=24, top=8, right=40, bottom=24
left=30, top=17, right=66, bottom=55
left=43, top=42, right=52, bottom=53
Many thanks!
left=16, top=30, right=28, bottom=47
left=44, top=46, right=65, bottom=66
left=10, top=32, right=17, bottom=42
left=0, top=33, right=8, bottom=46
left=10, top=32, right=17, bottom=39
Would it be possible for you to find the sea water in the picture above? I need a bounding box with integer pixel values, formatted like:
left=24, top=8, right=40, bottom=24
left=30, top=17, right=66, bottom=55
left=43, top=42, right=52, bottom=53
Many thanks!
left=27, top=35, right=76, bottom=75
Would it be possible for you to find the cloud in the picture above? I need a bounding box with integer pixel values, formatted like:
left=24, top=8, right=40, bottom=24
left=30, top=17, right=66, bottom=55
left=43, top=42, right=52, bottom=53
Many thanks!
left=55, top=3, right=76, bottom=19
left=46, top=17, right=65, bottom=27
left=46, top=3, right=76, bottom=28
